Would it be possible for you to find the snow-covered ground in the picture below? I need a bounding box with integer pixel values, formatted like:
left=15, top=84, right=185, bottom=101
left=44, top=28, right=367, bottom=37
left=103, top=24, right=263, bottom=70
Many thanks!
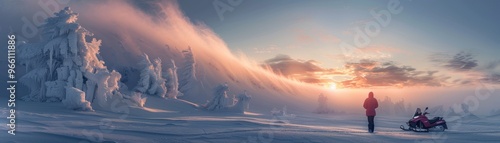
left=2, top=96, right=499, bottom=143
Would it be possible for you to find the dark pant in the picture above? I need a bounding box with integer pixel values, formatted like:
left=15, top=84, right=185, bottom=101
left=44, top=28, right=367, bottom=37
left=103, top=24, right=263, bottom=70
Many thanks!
left=367, top=116, right=375, bottom=132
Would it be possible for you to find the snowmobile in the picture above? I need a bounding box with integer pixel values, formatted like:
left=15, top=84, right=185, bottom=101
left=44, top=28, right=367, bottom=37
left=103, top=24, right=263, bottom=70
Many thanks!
left=400, top=107, right=448, bottom=132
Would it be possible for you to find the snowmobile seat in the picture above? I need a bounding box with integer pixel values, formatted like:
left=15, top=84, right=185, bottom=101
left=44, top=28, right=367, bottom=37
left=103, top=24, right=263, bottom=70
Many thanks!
left=428, top=117, right=441, bottom=124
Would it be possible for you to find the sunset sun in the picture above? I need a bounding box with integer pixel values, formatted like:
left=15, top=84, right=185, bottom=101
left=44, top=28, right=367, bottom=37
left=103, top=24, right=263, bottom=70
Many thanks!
left=329, top=83, right=337, bottom=90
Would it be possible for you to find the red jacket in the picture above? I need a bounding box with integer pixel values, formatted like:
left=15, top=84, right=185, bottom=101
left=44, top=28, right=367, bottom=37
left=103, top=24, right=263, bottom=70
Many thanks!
left=363, top=95, right=378, bottom=116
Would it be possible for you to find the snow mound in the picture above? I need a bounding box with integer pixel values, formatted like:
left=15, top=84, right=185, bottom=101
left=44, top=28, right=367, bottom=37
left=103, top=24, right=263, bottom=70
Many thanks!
left=124, top=92, right=148, bottom=107
left=62, top=87, right=93, bottom=111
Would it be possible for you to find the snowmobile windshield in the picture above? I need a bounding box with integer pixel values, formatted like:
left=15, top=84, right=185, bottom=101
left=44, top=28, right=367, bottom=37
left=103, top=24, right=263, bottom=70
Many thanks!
left=413, top=108, right=422, bottom=117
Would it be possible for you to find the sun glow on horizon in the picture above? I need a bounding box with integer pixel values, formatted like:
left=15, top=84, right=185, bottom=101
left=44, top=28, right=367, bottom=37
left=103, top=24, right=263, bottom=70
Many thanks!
left=329, top=83, right=337, bottom=90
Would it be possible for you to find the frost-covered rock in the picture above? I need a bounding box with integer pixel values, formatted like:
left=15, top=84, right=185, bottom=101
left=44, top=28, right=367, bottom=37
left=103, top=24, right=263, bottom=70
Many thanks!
left=62, top=87, right=93, bottom=111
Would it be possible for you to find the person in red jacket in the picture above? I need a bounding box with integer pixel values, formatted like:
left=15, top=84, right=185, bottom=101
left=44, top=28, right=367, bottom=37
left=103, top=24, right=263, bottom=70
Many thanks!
left=363, top=92, right=378, bottom=133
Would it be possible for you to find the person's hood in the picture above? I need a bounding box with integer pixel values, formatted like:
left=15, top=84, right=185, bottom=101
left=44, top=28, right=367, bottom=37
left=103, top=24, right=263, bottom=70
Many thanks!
left=368, top=92, right=374, bottom=98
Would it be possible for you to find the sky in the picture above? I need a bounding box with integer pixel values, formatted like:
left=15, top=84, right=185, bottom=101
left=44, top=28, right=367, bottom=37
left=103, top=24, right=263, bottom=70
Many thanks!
left=177, top=0, right=500, bottom=88
left=0, top=0, right=499, bottom=89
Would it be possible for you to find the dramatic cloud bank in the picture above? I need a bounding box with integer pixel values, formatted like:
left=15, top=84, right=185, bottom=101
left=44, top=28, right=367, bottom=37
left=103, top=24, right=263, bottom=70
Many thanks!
left=431, top=51, right=478, bottom=71
left=340, top=60, right=444, bottom=88
left=262, top=54, right=342, bottom=84
left=431, top=51, right=500, bottom=85
left=263, top=55, right=447, bottom=88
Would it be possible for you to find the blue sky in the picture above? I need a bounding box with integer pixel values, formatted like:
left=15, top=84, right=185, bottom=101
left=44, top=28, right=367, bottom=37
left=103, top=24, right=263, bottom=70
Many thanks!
left=178, top=0, right=500, bottom=67
left=176, top=0, right=500, bottom=87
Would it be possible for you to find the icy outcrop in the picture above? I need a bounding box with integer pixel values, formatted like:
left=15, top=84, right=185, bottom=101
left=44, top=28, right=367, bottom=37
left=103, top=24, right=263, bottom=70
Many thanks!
left=178, top=47, right=196, bottom=93
left=134, top=54, right=168, bottom=98
left=18, top=7, right=125, bottom=110
left=204, top=83, right=251, bottom=113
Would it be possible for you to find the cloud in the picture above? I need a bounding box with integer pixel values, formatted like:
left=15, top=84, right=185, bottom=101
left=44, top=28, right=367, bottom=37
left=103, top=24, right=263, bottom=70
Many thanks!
left=339, top=60, right=445, bottom=88
left=478, top=60, right=500, bottom=84
left=430, top=51, right=500, bottom=84
left=481, top=73, right=500, bottom=84
left=263, top=55, right=446, bottom=88
left=262, top=54, right=342, bottom=84
left=431, top=51, right=478, bottom=71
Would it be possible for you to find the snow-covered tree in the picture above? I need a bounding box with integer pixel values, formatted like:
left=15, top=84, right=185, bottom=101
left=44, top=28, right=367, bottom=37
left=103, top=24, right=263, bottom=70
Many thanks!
left=205, top=83, right=230, bottom=111
left=233, top=91, right=252, bottom=113
left=461, top=103, right=470, bottom=114
left=378, top=96, right=395, bottom=115
left=178, top=47, right=196, bottom=93
left=316, top=93, right=329, bottom=114
left=204, top=83, right=252, bottom=113
left=165, top=60, right=183, bottom=98
left=134, top=54, right=167, bottom=98
left=394, top=99, right=407, bottom=115
left=18, top=7, right=124, bottom=110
